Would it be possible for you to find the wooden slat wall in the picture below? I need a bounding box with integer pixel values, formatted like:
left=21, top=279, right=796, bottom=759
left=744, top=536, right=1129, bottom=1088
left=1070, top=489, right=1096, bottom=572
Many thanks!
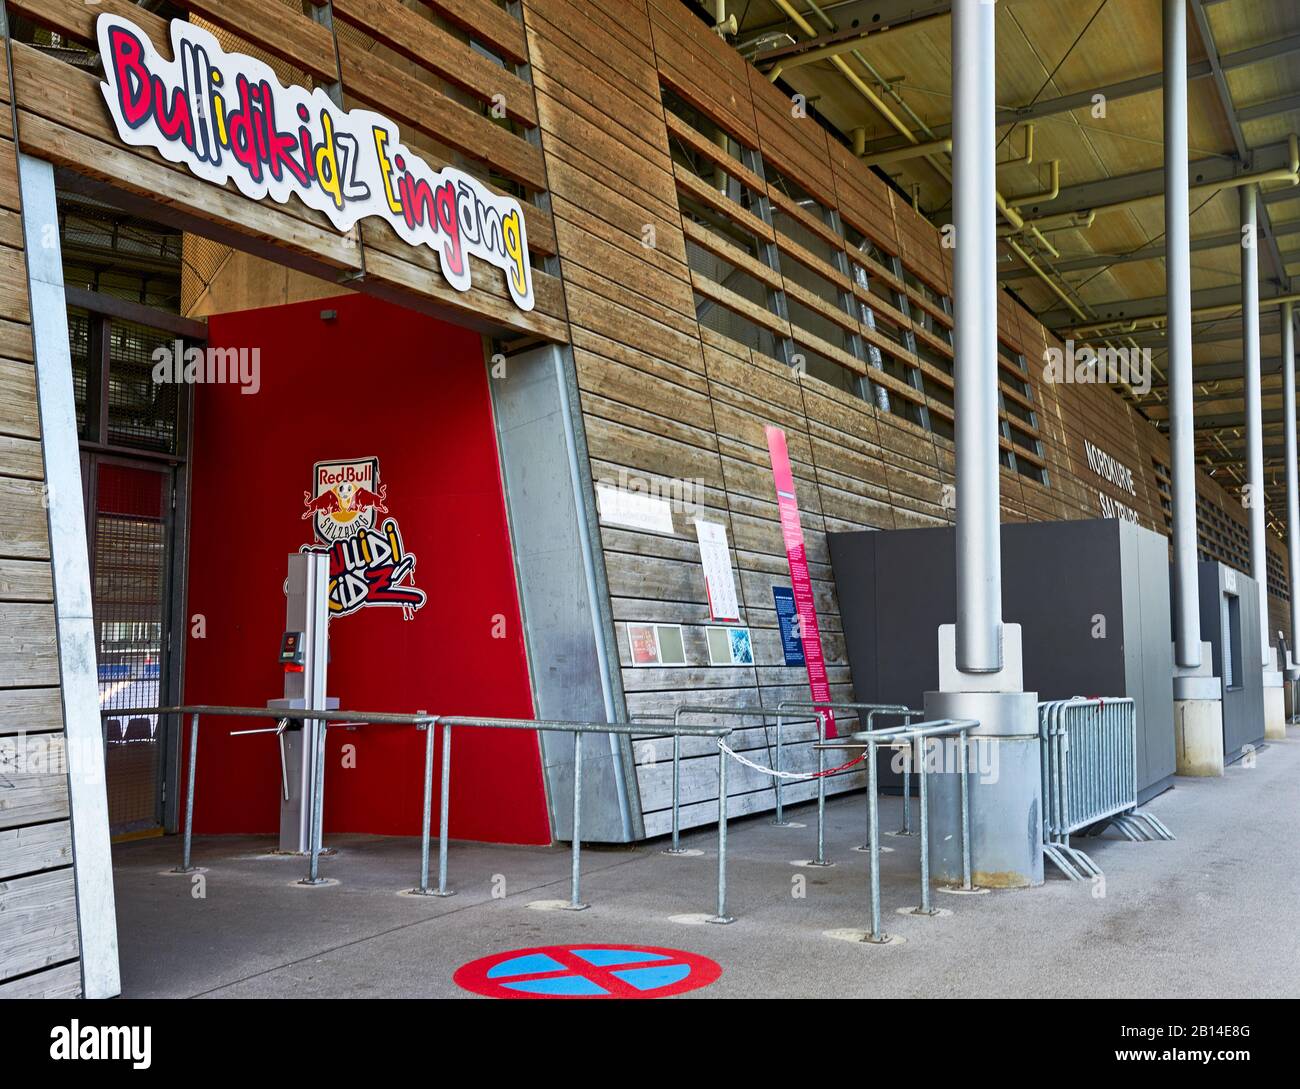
left=523, top=0, right=1290, bottom=833
left=0, top=56, right=81, bottom=995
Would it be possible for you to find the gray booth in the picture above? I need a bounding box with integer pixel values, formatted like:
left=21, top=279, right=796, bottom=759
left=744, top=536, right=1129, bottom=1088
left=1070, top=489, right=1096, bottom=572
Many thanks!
left=1193, top=560, right=1265, bottom=764
left=828, top=518, right=1176, bottom=802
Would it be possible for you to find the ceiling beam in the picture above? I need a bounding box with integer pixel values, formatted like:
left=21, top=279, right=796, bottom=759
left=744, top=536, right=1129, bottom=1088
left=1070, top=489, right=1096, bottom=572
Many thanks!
left=1156, top=407, right=1291, bottom=430
left=1144, top=355, right=1287, bottom=383
left=1015, top=138, right=1296, bottom=221
left=1000, top=220, right=1300, bottom=281
left=1238, top=92, right=1300, bottom=124
left=1041, top=283, right=1298, bottom=329
left=740, top=0, right=949, bottom=45
left=906, top=33, right=1300, bottom=143
left=1128, top=318, right=1283, bottom=350
left=1188, top=0, right=1290, bottom=287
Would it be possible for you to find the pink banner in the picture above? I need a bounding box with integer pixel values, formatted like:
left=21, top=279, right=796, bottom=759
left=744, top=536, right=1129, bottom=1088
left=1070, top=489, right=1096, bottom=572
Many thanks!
left=765, top=426, right=837, bottom=738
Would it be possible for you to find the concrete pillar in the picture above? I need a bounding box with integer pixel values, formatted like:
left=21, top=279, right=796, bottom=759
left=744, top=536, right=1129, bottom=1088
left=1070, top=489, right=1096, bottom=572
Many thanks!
left=1164, top=0, right=1224, bottom=765
left=924, top=0, right=1041, bottom=890
left=1242, top=188, right=1286, bottom=739
left=1284, top=302, right=1299, bottom=725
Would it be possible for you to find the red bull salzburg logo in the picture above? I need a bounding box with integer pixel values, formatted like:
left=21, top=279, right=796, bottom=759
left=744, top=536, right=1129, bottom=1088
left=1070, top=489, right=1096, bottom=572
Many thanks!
left=301, top=457, right=426, bottom=620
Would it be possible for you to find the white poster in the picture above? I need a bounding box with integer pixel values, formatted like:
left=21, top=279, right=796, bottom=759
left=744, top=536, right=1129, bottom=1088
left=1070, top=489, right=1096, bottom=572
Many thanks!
left=596, top=483, right=675, bottom=534
left=694, top=520, right=740, bottom=622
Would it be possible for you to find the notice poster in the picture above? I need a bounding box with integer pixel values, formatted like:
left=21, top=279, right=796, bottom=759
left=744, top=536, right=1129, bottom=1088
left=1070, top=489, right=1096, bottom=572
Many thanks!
left=772, top=586, right=806, bottom=667
left=764, top=427, right=836, bottom=738
left=694, top=520, right=740, bottom=622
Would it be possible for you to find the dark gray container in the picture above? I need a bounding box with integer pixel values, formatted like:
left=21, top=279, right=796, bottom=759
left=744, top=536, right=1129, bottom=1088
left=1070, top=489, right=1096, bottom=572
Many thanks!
left=1194, top=560, right=1265, bottom=764
left=828, top=518, right=1176, bottom=802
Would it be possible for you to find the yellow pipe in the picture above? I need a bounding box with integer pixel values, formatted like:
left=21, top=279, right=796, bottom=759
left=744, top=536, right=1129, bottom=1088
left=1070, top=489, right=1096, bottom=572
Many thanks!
left=1005, top=160, right=1060, bottom=210
left=1018, top=134, right=1299, bottom=228
left=997, top=124, right=1034, bottom=169
left=860, top=137, right=952, bottom=167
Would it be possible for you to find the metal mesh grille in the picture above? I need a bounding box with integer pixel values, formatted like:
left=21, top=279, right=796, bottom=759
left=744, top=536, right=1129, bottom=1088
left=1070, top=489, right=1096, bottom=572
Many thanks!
left=95, top=464, right=168, bottom=835
left=107, top=320, right=180, bottom=454
left=67, top=307, right=90, bottom=436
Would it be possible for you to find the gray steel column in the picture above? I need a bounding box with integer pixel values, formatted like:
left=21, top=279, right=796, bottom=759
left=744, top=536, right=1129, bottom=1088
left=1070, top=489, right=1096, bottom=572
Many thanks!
left=1284, top=302, right=1300, bottom=658
left=1242, top=184, right=1268, bottom=659
left=951, top=0, right=1003, bottom=673
left=1165, top=0, right=1201, bottom=670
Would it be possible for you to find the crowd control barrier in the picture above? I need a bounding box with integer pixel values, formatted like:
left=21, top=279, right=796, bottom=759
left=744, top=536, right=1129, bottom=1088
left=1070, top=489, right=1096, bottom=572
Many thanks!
left=1038, top=698, right=1175, bottom=880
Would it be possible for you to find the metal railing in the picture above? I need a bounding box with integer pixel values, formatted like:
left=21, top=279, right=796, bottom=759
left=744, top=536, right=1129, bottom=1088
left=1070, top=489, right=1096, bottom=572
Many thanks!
left=100, top=705, right=439, bottom=883
left=817, top=717, right=979, bottom=943
left=100, top=705, right=737, bottom=919
left=777, top=700, right=919, bottom=865
left=665, top=704, right=786, bottom=853
left=1038, top=698, right=1174, bottom=880
left=665, top=701, right=916, bottom=862
left=431, top=716, right=731, bottom=918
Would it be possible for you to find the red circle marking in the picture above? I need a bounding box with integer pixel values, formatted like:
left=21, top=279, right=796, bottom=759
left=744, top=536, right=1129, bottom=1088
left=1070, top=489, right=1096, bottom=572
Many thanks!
left=454, top=944, right=722, bottom=1000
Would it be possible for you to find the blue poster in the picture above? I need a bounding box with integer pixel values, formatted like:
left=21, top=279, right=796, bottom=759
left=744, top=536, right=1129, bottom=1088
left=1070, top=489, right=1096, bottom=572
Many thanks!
left=772, top=586, right=805, bottom=666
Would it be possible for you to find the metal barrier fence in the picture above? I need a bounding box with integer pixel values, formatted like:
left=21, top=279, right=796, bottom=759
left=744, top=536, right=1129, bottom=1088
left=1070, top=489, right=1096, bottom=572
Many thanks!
left=1038, top=698, right=1174, bottom=880
left=817, top=718, right=979, bottom=943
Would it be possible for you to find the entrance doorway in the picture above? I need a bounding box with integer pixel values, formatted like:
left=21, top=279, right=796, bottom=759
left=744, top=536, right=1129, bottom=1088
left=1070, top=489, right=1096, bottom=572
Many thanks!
left=67, top=289, right=197, bottom=837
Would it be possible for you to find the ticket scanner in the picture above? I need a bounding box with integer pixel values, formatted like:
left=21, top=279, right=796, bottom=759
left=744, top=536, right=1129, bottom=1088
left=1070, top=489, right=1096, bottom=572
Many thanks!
left=269, top=552, right=337, bottom=854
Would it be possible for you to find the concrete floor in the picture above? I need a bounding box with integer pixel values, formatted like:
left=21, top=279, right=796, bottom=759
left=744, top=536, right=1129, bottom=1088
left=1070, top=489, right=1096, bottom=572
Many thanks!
left=112, top=728, right=1300, bottom=999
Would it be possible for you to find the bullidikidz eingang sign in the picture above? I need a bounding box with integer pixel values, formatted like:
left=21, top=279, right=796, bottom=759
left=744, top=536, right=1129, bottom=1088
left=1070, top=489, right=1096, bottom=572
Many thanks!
left=96, top=14, right=535, bottom=311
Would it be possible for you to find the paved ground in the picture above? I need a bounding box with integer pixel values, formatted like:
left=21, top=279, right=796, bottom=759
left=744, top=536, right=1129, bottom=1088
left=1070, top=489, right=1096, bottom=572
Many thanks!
left=112, top=727, right=1300, bottom=999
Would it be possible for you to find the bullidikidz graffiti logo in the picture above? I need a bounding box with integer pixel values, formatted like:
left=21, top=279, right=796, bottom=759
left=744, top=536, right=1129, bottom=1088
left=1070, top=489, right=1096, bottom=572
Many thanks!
left=301, top=458, right=426, bottom=620
left=95, top=14, right=534, bottom=311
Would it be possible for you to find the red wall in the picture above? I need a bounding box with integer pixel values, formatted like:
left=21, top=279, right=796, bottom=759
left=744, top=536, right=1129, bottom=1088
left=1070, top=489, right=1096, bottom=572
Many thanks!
left=183, top=293, right=551, bottom=844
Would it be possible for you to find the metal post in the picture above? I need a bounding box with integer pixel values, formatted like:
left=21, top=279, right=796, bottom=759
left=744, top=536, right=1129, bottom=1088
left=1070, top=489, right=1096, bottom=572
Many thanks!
left=952, top=0, right=1003, bottom=673
left=812, top=712, right=828, bottom=865
left=437, top=722, right=453, bottom=896
left=898, top=713, right=914, bottom=835
left=1165, top=0, right=1202, bottom=669
left=864, top=739, right=885, bottom=943
left=711, top=743, right=733, bottom=923
left=569, top=731, right=588, bottom=909
left=172, top=713, right=200, bottom=874
left=772, top=713, right=787, bottom=825
left=1288, top=302, right=1300, bottom=676
left=302, top=718, right=328, bottom=885
left=1242, top=184, right=1269, bottom=661
left=416, top=722, right=434, bottom=893
left=664, top=733, right=686, bottom=854
left=959, top=728, right=973, bottom=890
left=916, top=736, right=933, bottom=914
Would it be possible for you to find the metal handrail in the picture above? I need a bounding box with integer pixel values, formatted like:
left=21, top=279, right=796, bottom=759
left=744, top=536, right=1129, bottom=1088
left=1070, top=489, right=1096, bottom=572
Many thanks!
left=436, top=715, right=732, bottom=918
left=665, top=704, right=787, bottom=853
left=100, top=705, right=438, bottom=881
left=818, top=717, right=979, bottom=943
left=100, top=705, right=735, bottom=919
left=776, top=700, right=917, bottom=865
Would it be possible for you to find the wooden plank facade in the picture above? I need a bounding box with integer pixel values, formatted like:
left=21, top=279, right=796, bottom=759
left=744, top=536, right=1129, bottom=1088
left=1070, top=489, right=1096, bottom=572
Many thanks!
left=0, top=26, right=80, bottom=995
left=0, top=0, right=1293, bottom=989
